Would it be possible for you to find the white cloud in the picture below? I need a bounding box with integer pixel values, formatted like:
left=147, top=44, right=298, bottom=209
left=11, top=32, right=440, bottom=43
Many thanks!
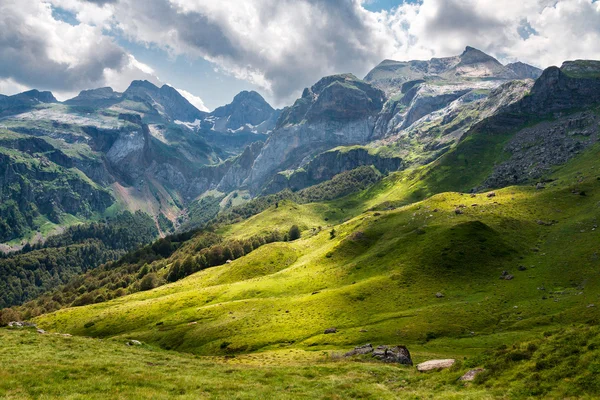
left=175, top=88, right=210, bottom=112
left=2, top=0, right=600, bottom=109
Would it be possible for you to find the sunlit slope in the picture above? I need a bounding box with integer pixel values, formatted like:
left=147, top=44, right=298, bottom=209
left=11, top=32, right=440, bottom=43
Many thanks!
left=36, top=142, right=600, bottom=356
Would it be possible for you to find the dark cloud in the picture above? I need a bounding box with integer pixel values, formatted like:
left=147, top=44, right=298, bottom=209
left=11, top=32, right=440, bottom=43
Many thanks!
left=111, top=0, right=391, bottom=103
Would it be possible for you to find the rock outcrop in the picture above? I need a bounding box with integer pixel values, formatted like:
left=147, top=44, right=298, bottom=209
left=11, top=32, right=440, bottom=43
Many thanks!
left=416, top=359, right=456, bottom=372
left=244, top=74, right=385, bottom=192
left=263, top=147, right=402, bottom=194
left=344, top=344, right=413, bottom=365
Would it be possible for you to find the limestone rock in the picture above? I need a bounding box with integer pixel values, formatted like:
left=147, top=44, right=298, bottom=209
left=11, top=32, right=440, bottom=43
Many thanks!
left=460, top=368, right=485, bottom=381
left=416, top=359, right=456, bottom=372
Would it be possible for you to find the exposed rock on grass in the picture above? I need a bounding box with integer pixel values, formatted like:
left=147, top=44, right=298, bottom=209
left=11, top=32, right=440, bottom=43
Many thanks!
left=417, top=359, right=456, bottom=372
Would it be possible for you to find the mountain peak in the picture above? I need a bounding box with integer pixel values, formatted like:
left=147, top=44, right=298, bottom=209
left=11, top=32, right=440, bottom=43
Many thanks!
left=458, top=46, right=500, bottom=65
left=210, top=90, right=276, bottom=130
left=505, top=62, right=543, bottom=80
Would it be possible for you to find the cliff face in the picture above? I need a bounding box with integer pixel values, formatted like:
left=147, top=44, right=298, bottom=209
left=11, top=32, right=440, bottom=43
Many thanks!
left=0, top=143, right=113, bottom=242
left=263, top=147, right=403, bottom=194
left=244, top=74, right=385, bottom=192
left=515, top=63, right=600, bottom=114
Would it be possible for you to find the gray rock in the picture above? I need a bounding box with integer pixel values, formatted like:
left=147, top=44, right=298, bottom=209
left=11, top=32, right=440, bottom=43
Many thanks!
left=324, top=328, right=337, bottom=334
left=126, top=340, right=143, bottom=346
left=417, top=359, right=455, bottom=372
left=460, top=368, right=485, bottom=381
left=344, top=343, right=374, bottom=357
left=436, top=292, right=444, bottom=298
left=372, top=345, right=413, bottom=365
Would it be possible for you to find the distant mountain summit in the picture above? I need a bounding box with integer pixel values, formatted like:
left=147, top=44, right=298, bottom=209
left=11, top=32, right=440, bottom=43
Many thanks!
left=365, top=46, right=540, bottom=95
left=505, top=62, right=543, bottom=80
left=123, top=80, right=207, bottom=122
left=0, top=89, right=57, bottom=117
left=65, top=87, right=123, bottom=107
left=209, top=90, right=276, bottom=131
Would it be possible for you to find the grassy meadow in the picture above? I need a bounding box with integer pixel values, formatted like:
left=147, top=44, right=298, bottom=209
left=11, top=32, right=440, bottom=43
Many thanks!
left=3, top=124, right=600, bottom=398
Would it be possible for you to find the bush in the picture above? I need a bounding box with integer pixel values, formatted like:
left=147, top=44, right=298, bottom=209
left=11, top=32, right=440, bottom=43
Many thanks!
left=140, top=273, right=158, bottom=291
left=288, top=225, right=301, bottom=241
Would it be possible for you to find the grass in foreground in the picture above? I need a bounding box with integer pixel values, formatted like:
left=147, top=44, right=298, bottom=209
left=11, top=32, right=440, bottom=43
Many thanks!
left=2, top=326, right=600, bottom=399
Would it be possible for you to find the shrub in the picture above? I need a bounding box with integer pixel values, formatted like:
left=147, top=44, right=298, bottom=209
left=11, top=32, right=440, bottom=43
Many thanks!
left=140, top=273, right=158, bottom=291
left=288, top=225, right=301, bottom=241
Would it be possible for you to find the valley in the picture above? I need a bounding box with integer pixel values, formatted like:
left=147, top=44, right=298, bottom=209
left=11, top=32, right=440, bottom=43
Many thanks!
left=1, top=47, right=600, bottom=399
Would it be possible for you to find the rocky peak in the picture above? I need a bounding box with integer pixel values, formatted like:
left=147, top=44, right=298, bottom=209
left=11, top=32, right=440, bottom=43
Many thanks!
left=277, top=74, right=385, bottom=127
left=364, top=46, right=521, bottom=95
left=0, top=89, right=58, bottom=116
left=65, top=87, right=122, bottom=106
left=511, top=63, right=600, bottom=115
left=210, top=91, right=275, bottom=130
left=505, top=62, right=543, bottom=80
left=16, top=89, right=58, bottom=104
left=459, top=46, right=498, bottom=65
left=123, top=80, right=206, bottom=122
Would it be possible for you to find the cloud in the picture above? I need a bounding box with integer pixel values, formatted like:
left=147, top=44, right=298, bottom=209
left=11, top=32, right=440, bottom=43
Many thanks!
left=3, top=0, right=600, bottom=108
left=0, top=0, right=210, bottom=111
left=382, top=0, right=600, bottom=68
left=0, top=0, right=127, bottom=91
left=105, top=0, right=396, bottom=104
left=69, top=0, right=600, bottom=105
left=175, top=88, right=210, bottom=112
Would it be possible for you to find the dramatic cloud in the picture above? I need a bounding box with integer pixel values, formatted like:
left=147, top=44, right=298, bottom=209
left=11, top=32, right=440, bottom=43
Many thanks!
left=2, top=0, right=600, bottom=107
left=0, top=0, right=127, bottom=92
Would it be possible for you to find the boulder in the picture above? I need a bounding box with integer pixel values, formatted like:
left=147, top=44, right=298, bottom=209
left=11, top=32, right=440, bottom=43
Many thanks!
left=416, top=359, right=456, bottom=372
left=460, top=368, right=485, bottom=381
left=126, top=340, right=143, bottom=346
left=372, top=345, right=413, bottom=365
left=435, top=292, right=444, bottom=298
left=324, top=328, right=337, bottom=334
left=36, top=329, right=47, bottom=334
left=486, top=192, right=496, bottom=198
left=344, top=343, right=374, bottom=357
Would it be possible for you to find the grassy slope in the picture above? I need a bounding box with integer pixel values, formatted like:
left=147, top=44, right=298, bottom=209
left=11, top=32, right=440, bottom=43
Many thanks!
left=7, top=107, right=597, bottom=397
left=35, top=141, right=600, bottom=356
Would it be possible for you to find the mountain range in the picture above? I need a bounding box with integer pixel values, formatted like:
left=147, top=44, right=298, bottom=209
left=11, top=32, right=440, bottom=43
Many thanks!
left=2, top=45, right=600, bottom=399
left=0, top=46, right=589, bottom=250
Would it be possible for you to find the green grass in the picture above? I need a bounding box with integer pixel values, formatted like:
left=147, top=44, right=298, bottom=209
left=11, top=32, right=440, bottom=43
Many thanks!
left=7, top=113, right=600, bottom=397
left=3, top=323, right=600, bottom=399
left=35, top=142, right=600, bottom=359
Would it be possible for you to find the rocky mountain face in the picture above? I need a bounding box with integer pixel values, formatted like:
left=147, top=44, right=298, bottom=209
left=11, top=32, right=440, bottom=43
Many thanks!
left=2, top=46, right=600, bottom=245
left=237, top=48, right=537, bottom=195
left=194, top=91, right=280, bottom=157
left=243, top=74, right=385, bottom=192
left=263, top=147, right=403, bottom=194
left=123, top=80, right=207, bottom=123
left=0, top=90, right=57, bottom=117
left=505, top=62, right=543, bottom=80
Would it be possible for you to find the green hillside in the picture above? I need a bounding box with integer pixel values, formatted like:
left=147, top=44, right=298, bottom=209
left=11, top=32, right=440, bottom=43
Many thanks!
left=4, top=103, right=600, bottom=398
left=3, top=324, right=600, bottom=399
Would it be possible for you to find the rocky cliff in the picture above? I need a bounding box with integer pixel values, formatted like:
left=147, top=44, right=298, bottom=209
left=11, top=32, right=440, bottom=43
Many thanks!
left=263, top=147, right=403, bottom=194
left=244, top=74, right=385, bottom=192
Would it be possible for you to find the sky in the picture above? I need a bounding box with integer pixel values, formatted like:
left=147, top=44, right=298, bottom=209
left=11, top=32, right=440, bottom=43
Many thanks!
left=1, top=0, right=600, bottom=111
